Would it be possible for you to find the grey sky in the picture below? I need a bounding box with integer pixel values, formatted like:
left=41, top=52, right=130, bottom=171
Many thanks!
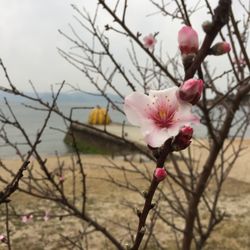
left=0, top=0, right=90, bottom=92
left=0, top=0, right=245, bottom=93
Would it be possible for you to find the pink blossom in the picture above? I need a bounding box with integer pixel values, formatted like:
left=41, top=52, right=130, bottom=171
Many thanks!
left=0, top=234, right=6, bottom=243
left=210, top=42, right=231, bottom=55
left=21, top=214, right=33, bottom=223
left=59, top=175, right=65, bottom=183
left=178, top=79, right=204, bottom=105
left=178, top=26, right=199, bottom=55
left=124, top=87, right=199, bottom=147
left=154, top=168, right=167, bottom=182
left=143, top=34, right=157, bottom=50
left=172, top=125, right=193, bottom=151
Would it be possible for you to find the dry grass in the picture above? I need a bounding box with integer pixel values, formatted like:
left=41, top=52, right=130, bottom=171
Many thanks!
left=0, top=149, right=250, bottom=249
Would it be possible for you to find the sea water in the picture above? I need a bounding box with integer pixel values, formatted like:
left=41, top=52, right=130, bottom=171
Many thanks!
left=0, top=99, right=125, bottom=158
left=0, top=98, right=249, bottom=159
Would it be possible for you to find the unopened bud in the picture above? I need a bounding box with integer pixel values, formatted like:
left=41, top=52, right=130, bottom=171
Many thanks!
left=202, top=21, right=213, bottom=33
left=178, top=79, right=203, bottom=105
left=209, top=42, right=231, bottom=56
left=172, top=126, right=193, bottom=151
left=154, top=168, right=167, bottom=182
left=0, top=235, right=7, bottom=243
left=178, top=26, right=199, bottom=55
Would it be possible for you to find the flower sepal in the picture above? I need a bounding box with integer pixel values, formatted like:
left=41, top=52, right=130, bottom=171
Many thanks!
left=171, top=126, right=193, bottom=151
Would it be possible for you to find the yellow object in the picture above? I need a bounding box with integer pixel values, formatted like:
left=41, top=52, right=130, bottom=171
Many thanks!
left=88, top=106, right=111, bottom=125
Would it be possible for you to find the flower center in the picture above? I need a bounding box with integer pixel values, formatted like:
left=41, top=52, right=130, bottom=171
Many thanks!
left=148, top=38, right=154, bottom=45
left=148, top=100, right=176, bottom=128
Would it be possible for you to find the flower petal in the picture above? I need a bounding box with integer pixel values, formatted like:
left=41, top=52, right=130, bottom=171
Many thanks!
left=124, top=92, right=151, bottom=125
left=175, top=102, right=200, bottom=125
left=144, top=126, right=179, bottom=147
left=149, top=87, right=178, bottom=102
left=124, top=87, right=200, bottom=148
left=142, top=119, right=180, bottom=147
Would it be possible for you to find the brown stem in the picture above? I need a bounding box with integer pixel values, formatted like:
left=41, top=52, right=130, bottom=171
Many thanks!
left=182, top=82, right=250, bottom=250
left=131, top=178, right=159, bottom=250
left=98, top=0, right=179, bottom=86
left=131, top=140, right=171, bottom=249
left=182, top=1, right=232, bottom=249
left=5, top=203, right=11, bottom=250
left=229, top=9, right=250, bottom=71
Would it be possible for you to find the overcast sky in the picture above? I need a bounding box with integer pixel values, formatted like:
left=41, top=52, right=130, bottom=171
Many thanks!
left=0, top=0, right=87, bottom=92
left=0, top=0, right=245, bottom=94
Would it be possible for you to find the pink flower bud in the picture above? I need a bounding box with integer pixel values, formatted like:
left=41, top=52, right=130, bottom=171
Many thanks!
left=180, top=126, right=193, bottom=137
left=154, top=168, right=167, bottom=182
left=178, top=26, right=199, bottom=55
left=172, top=126, right=193, bottom=151
left=210, top=42, right=231, bottom=56
left=178, top=79, right=203, bottom=105
left=59, top=175, right=65, bottom=183
left=143, top=34, right=157, bottom=50
left=0, top=234, right=7, bottom=243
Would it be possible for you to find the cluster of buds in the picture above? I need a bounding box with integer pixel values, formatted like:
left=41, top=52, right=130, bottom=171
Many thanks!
left=178, top=25, right=231, bottom=68
left=150, top=127, right=193, bottom=182
left=127, top=25, right=231, bottom=183
left=151, top=27, right=204, bottom=181
left=171, top=79, right=203, bottom=152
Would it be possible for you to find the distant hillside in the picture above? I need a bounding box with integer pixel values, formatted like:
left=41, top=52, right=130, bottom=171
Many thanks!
left=0, top=91, right=123, bottom=105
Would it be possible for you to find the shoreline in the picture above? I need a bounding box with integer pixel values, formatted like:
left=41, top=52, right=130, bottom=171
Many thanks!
left=1, top=138, right=250, bottom=184
left=1, top=121, right=249, bottom=160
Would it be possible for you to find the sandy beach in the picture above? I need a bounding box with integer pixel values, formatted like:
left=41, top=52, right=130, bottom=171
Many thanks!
left=0, top=136, right=250, bottom=250
left=1, top=137, right=250, bottom=182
